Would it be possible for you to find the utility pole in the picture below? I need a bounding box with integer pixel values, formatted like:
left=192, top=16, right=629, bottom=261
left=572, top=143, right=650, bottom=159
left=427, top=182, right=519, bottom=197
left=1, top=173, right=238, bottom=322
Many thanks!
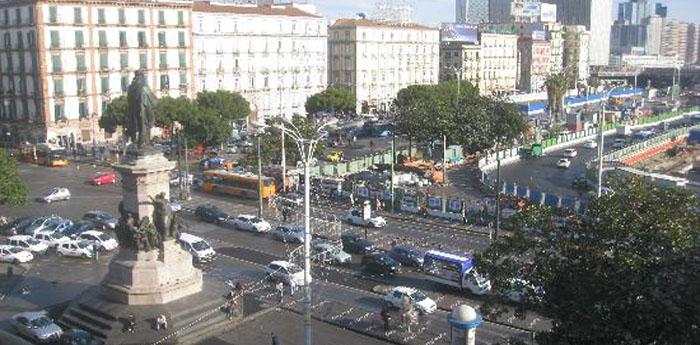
left=442, top=134, right=447, bottom=186
left=184, top=137, right=190, bottom=200
left=390, top=133, right=395, bottom=212
left=257, top=135, right=263, bottom=218
left=597, top=99, right=605, bottom=198
left=494, top=143, right=501, bottom=240
left=281, top=121, right=286, bottom=192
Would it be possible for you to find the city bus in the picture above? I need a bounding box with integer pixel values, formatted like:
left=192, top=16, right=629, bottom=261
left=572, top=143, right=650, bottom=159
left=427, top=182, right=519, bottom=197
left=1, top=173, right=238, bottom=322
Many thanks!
left=19, top=143, right=69, bottom=167
left=201, top=169, right=276, bottom=199
left=422, top=250, right=492, bottom=295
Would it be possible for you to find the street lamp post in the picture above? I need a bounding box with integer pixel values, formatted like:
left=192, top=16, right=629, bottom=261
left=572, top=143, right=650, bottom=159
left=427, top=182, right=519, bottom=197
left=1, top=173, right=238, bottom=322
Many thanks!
left=597, top=86, right=625, bottom=197
left=494, top=142, right=501, bottom=240
left=257, top=134, right=263, bottom=218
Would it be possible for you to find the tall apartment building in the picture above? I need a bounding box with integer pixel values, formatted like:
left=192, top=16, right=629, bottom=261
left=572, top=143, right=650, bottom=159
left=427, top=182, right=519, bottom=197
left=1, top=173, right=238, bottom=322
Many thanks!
left=439, top=41, right=481, bottom=87
left=0, top=0, right=193, bottom=146
left=328, top=18, right=439, bottom=114
left=542, top=0, right=613, bottom=66
left=192, top=3, right=327, bottom=121
left=661, top=20, right=690, bottom=63
left=480, top=32, right=518, bottom=95
left=518, top=37, right=550, bottom=92
left=642, top=15, right=663, bottom=55
left=562, top=25, right=590, bottom=84
left=481, top=22, right=564, bottom=74
left=456, top=0, right=489, bottom=25
left=686, top=24, right=700, bottom=65
left=617, top=0, right=650, bottom=25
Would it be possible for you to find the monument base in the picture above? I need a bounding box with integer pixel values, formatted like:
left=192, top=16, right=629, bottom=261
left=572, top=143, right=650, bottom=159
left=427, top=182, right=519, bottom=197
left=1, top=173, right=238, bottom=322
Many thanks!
left=102, top=240, right=203, bottom=305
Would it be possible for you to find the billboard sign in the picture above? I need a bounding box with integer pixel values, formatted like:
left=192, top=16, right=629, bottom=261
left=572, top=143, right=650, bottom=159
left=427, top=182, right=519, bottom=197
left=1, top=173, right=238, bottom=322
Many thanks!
left=540, top=3, right=557, bottom=22
left=440, top=23, right=478, bottom=43
left=511, top=1, right=540, bottom=17
left=531, top=30, right=546, bottom=40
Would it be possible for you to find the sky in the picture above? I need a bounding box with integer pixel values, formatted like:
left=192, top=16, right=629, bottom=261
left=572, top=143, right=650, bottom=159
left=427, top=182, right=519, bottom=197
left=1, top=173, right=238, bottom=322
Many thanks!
left=309, top=0, right=696, bottom=26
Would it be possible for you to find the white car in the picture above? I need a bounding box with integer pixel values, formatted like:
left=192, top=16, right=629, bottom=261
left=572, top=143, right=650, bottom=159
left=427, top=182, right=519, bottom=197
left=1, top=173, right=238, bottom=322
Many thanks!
left=0, top=245, right=34, bottom=263
left=7, top=235, right=49, bottom=254
left=383, top=286, right=437, bottom=315
left=56, top=240, right=94, bottom=258
left=612, top=138, right=626, bottom=148
left=264, top=260, right=307, bottom=286
left=34, top=231, right=71, bottom=249
left=582, top=140, right=598, bottom=149
left=345, top=209, right=386, bottom=228
left=562, top=148, right=577, bottom=158
left=41, top=188, right=71, bottom=203
left=556, top=158, right=571, bottom=168
left=179, top=233, right=216, bottom=263
left=233, top=215, right=271, bottom=233
left=78, top=231, right=118, bottom=251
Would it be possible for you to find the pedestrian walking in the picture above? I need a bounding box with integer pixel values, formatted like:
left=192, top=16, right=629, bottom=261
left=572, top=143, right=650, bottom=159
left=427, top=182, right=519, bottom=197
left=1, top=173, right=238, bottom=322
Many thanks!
left=289, top=279, right=297, bottom=296
left=126, top=314, right=136, bottom=333
left=375, top=197, right=382, bottom=212
left=380, top=304, right=391, bottom=332
left=271, top=332, right=280, bottom=345
left=349, top=193, right=355, bottom=207
left=155, top=314, right=168, bottom=330
left=276, top=281, right=284, bottom=303
left=226, top=298, right=237, bottom=320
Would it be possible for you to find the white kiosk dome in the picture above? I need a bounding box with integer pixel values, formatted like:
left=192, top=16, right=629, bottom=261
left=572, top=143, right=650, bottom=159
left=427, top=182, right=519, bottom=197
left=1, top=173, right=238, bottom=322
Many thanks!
left=451, top=304, right=477, bottom=322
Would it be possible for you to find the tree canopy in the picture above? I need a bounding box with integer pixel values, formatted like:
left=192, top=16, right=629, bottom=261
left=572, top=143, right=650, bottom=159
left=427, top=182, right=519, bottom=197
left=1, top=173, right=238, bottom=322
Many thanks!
left=0, top=150, right=27, bottom=206
left=98, top=95, right=128, bottom=134
left=544, top=72, right=569, bottom=124
left=196, top=90, right=251, bottom=121
left=392, top=80, right=526, bottom=153
left=476, top=177, right=700, bottom=345
left=305, top=86, right=356, bottom=115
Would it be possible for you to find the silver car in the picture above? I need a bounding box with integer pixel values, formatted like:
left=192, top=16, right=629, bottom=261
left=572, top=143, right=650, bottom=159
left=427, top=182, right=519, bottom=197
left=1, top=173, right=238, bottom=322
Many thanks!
left=311, top=240, right=351, bottom=264
left=41, top=187, right=71, bottom=203
left=11, top=311, right=63, bottom=343
left=271, top=225, right=305, bottom=243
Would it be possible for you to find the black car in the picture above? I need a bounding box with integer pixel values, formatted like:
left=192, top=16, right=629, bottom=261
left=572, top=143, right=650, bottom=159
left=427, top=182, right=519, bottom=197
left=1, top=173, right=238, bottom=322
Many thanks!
left=388, top=245, right=424, bottom=268
left=2, top=216, right=37, bottom=236
left=63, top=220, right=97, bottom=238
left=195, top=205, right=229, bottom=224
left=341, top=233, right=375, bottom=255
left=82, top=210, right=118, bottom=230
left=60, top=329, right=104, bottom=345
left=361, top=254, right=400, bottom=275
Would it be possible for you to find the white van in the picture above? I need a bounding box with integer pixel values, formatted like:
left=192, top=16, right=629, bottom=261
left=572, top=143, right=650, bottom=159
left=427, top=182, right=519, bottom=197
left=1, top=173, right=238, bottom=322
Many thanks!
left=179, top=233, right=216, bottom=263
left=7, top=235, right=49, bottom=254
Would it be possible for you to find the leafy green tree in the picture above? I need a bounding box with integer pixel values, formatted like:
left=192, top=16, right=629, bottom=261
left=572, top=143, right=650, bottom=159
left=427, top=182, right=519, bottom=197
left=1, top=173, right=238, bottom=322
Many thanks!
left=0, top=150, right=27, bottom=206
left=544, top=73, right=569, bottom=123
left=180, top=107, right=231, bottom=147
left=305, top=86, right=356, bottom=115
left=476, top=177, right=700, bottom=345
left=196, top=90, right=250, bottom=122
left=98, top=96, right=128, bottom=135
left=155, top=96, right=199, bottom=136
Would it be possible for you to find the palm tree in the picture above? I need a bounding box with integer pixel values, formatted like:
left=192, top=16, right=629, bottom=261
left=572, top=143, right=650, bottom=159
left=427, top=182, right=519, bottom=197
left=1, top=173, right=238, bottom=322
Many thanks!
left=545, top=72, right=569, bottom=124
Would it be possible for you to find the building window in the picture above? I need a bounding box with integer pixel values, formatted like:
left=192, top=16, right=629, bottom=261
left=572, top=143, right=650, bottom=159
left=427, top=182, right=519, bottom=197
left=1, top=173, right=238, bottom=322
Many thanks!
left=118, top=8, right=125, bottom=25
left=158, top=11, right=165, bottom=25
left=121, top=76, right=129, bottom=92
left=76, top=77, right=86, bottom=95
left=73, top=7, right=82, bottom=24
left=178, top=52, right=186, bottom=68
left=16, top=32, right=23, bottom=48
left=74, top=31, right=84, bottom=48
left=159, top=52, right=167, bottom=69
left=51, top=54, right=61, bottom=72
left=158, top=31, right=166, bottom=47
left=137, top=31, right=147, bottom=48
left=50, top=31, right=59, bottom=48
left=54, top=104, right=65, bottom=122
left=78, top=101, right=88, bottom=118
left=3, top=9, right=8, bottom=25
left=120, top=53, right=128, bottom=69
left=160, top=74, right=169, bottom=90
left=53, top=79, right=63, bottom=97
left=137, top=53, right=147, bottom=69
left=98, top=30, right=107, bottom=48
left=101, top=76, right=109, bottom=93
left=99, top=52, right=108, bottom=70
left=28, top=7, right=33, bottom=24
left=179, top=72, right=187, bottom=87
left=76, top=54, right=86, bottom=72
left=138, top=10, right=145, bottom=25
left=178, top=32, right=185, bottom=47
left=3, top=33, right=9, bottom=48
left=178, top=11, right=184, bottom=26
left=97, top=8, right=105, bottom=24
left=48, top=6, right=57, bottom=24
left=27, top=31, right=34, bottom=46
left=116, top=31, right=127, bottom=48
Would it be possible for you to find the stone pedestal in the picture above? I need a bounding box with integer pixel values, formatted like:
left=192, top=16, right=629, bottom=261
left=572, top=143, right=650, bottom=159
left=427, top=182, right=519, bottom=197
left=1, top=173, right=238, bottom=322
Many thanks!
left=102, top=240, right=203, bottom=305
left=113, top=151, right=175, bottom=220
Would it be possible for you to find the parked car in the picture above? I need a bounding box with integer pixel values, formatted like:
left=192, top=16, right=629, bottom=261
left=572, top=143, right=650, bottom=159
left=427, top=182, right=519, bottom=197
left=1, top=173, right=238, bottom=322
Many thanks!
left=169, top=197, right=182, bottom=212
left=195, top=205, right=230, bottom=224
left=0, top=245, right=34, bottom=263
left=6, top=235, right=49, bottom=255
left=23, top=217, right=72, bottom=236
left=388, top=245, right=424, bottom=268
left=311, top=239, right=351, bottom=265
left=361, top=254, right=399, bottom=275
left=62, top=221, right=99, bottom=239
left=562, top=148, right=578, bottom=158
left=56, top=240, right=94, bottom=258
left=277, top=193, right=303, bottom=207
left=41, top=188, right=71, bottom=203
left=582, top=140, right=598, bottom=149
left=78, top=231, right=118, bottom=251
left=233, top=215, right=271, bottom=233
left=11, top=311, right=63, bottom=343
left=2, top=216, right=37, bottom=236
left=271, top=225, right=304, bottom=243
left=264, top=260, right=306, bottom=286
left=82, top=210, right=118, bottom=230
left=383, top=286, right=437, bottom=315
left=59, top=329, right=104, bottom=345
left=556, top=158, right=571, bottom=168
left=90, top=172, right=117, bottom=185
left=33, top=231, right=71, bottom=249
left=345, top=209, right=386, bottom=228
left=340, top=233, right=376, bottom=255
left=178, top=233, right=216, bottom=263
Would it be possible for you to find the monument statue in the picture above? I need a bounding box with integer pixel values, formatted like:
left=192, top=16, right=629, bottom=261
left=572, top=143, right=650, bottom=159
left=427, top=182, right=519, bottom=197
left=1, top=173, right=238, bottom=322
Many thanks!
left=150, top=192, right=180, bottom=241
left=126, top=70, right=157, bottom=149
left=115, top=195, right=182, bottom=255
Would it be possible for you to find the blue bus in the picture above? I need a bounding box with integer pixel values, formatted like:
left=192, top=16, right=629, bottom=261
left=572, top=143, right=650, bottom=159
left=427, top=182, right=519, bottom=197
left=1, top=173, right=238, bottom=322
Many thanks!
left=422, top=250, right=491, bottom=295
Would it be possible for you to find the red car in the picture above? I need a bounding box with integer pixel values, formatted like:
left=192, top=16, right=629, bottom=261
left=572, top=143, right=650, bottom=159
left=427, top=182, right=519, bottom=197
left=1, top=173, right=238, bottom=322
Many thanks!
left=91, top=172, right=117, bottom=185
